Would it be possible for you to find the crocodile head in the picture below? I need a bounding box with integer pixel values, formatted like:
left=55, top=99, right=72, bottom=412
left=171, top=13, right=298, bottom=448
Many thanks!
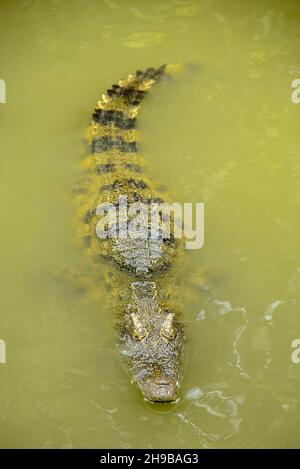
left=121, top=282, right=184, bottom=403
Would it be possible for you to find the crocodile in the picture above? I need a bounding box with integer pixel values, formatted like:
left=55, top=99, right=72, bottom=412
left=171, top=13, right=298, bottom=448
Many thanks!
left=79, top=65, right=185, bottom=403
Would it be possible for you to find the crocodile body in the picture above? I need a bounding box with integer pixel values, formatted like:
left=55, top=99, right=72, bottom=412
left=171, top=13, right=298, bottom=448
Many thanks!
left=80, top=65, right=184, bottom=402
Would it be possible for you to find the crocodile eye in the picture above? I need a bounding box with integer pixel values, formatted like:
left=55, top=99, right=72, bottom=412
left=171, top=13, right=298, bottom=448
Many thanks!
left=130, top=313, right=148, bottom=340
left=160, top=313, right=175, bottom=340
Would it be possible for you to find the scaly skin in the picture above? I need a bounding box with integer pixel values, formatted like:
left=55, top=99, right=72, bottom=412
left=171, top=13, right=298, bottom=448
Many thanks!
left=78, top=65, right=185, bottom=402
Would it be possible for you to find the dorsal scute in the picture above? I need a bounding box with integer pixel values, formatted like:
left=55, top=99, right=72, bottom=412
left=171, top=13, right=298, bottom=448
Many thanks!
left=131, top=281, right=157, bottom=299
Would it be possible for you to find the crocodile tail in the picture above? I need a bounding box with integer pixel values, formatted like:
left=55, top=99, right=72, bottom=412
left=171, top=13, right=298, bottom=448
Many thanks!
left=87, top=64, right=183, bottom=155
left=95, top=65, right=167, bottom=123
left=94, top=64, right=180, bottom=122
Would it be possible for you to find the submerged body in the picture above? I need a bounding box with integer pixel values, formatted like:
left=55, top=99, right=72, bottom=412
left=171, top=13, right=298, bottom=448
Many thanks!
left=79, top=65, right=184, bottom=402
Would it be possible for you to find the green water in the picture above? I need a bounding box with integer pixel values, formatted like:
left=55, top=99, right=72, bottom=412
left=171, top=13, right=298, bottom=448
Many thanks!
left=1, top=0, right=300, bottom=449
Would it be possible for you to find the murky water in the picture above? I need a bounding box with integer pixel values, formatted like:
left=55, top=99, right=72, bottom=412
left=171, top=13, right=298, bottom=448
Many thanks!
left=1, top=0, right=300, bottom=449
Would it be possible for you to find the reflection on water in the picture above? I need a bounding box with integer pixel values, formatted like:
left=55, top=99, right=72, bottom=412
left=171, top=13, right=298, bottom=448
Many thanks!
left=0, top=0, right=300, bottom=449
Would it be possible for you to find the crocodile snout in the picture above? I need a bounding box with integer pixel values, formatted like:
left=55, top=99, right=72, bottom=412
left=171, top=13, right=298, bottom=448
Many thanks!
left=141, top=377, right=179, bottom=403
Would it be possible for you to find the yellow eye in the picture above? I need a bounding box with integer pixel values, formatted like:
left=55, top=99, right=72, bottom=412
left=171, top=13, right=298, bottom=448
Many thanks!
left=160, top=313, right=175, bottom=340
left=131, top=313, right=148, bottom=340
